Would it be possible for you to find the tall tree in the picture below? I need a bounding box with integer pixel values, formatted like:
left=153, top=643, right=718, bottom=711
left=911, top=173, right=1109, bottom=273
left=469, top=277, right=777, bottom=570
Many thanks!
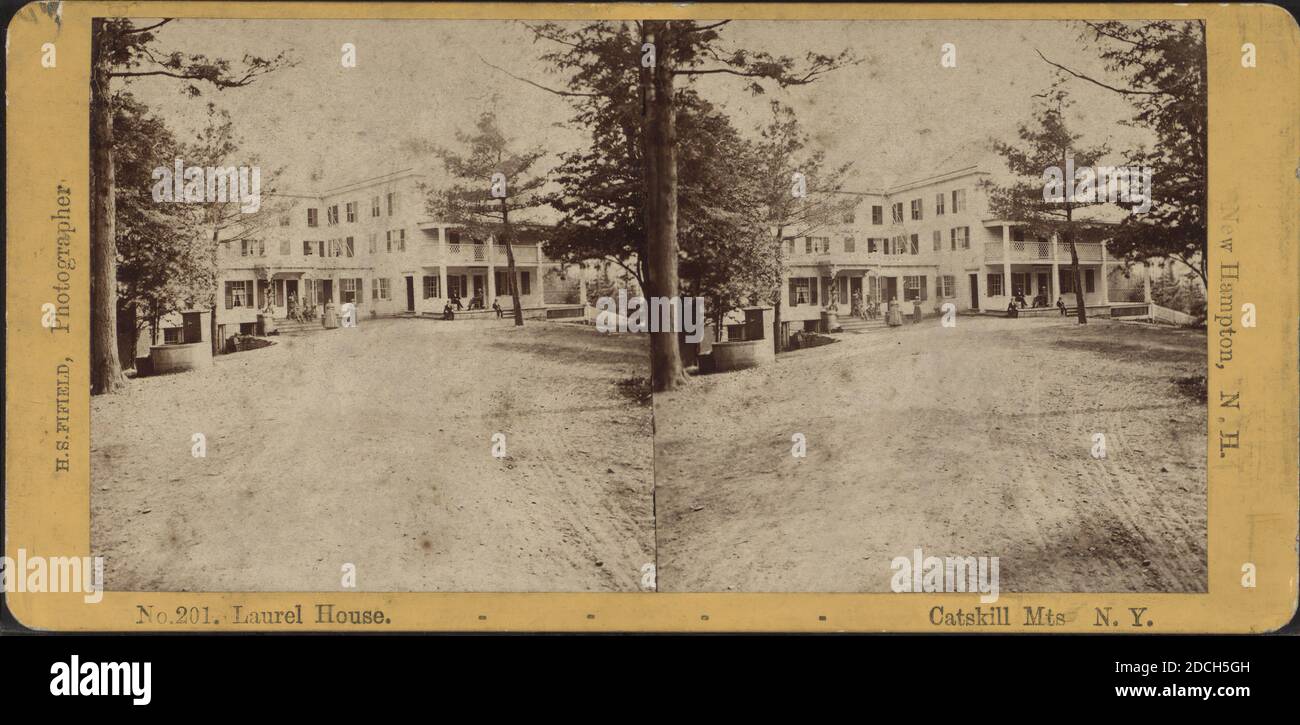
left=111, top=93, right=209, bottom=363
left=1037, top=20, right=1207, bottom=285
left=184, top=103, right=285, bottom=354
left=987, top=88, right=1109, bottom=324
left=424, top=111, right=548, bottom=326
left=91, top=18, right=287, bottom=393
left=512, top=20, right=855, bottom=389
left=752, top=101, right=855, bottom=352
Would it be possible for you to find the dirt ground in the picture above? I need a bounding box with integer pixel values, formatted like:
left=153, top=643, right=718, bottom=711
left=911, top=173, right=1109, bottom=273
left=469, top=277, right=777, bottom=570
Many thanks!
left=654, top=316, right=1207, bottom=593
left=91, top=318, right=654, bottom=592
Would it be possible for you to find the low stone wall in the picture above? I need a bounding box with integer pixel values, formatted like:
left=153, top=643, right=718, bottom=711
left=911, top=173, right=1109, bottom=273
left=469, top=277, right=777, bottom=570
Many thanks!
left=711, top=339, right=775, bottom=372
left=149, top=342, right=213, bottom=375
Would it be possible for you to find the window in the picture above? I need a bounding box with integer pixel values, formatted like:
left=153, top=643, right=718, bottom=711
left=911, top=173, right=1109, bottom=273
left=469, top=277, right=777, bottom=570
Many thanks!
left=520, top=271, right=530, bottom=296
left=938, top=275, right=956, bottom=298
left=317, top=240, right=326, bottom=257
left=1060, top=270, right=1075, bottom=294
left=785, top=238, right=796, bottom=256
left=867, top=238, right=879, bottom=254
left=368, top=233, right=377, bottom=254
left=279, top=239, right=290, bottom=256
left=240, top=239, right=265, bottom=257
left=808, top=237, right=830, bottom=254
left=495, top=270, right=512, bottom=295
left=397, top=229, right=406, bottom=252
left=789, top=278, right=815, bottom=306
left=279, top=215, right=291, bottom=227
left=911, top=199, right=922, bottom=221
left=935, top=193, right=945, bottom=216
left=447, top=229, right=462, bottom=245
left=225, top=280, right=254, bottom=309
left=303, top=240, right=314, bottom=256
left=386, top=192, right=396, bottom=216
left=804, top=237, right=813, bottom=254
left=957, top=226, right=970, bottom=249
left=872, top=205, right=883, bottom=225
left=987, top=273, right=1004, bottom=297
left=346, top=201, right=357, bottom=223
left=909, top=234, right=919, bottom=255
left=843, top=236, right=855, bottom=253
left=891, top=202, right=904, bottom=223
left=329, top=239, right=342, bottom=257
left=932, top=230, right=942, bottom=252
left=952, top=188, right=967, bottom=213
left=423, top=276, right=440, bottom=299
left=307, top=208, right=318, bottom=227
left=950, top=228, right=957, bottom=251
left=841, top=211, right=856, bottom=224
left=371, top=196, right=380, bottom=217
left=386, top=230, right=393, bottom=253
left=163, top=327, right=183, bottom=344
left=345, top=236, right=355, bottom=257
left=327, top=205, right=339, bottom=225
left=340, top=278, right=362, bottom=304
left=1085, top=269, right=1095, bottom=293
left=1011, top=272, right=1032, bottom=297
left=903, top=275, right=927, bottom=302
left=372, top=277, right=391, bottom=300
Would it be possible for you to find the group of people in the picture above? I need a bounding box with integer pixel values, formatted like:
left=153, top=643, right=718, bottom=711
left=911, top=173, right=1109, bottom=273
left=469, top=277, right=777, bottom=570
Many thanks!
left=285, top=294, right=316, bottom=323
left=1005, top=288, right=1071, bottom=317
left=849, top=290, right=882, bottom=321
left=442, top=296, right=505, bottom=320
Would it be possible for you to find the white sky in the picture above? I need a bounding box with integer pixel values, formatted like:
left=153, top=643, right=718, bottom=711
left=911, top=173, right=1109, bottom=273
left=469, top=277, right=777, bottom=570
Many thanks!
left=120, top=19, right=1167, bottom=198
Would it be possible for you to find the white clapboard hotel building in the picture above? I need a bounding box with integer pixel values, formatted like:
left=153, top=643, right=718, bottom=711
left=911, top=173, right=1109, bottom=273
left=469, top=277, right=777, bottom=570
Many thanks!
left=211, top=169, right=564, bottom=342
left=781, top=166, right=1154, bottom=330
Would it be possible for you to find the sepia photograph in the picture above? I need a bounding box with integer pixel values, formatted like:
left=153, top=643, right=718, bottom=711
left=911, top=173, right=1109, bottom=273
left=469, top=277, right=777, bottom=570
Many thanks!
left=88, top=18, right=658, bottom=592
left=86, top=16, right=1209, bottom=596
left=642, top=19, right=1209, bottom=594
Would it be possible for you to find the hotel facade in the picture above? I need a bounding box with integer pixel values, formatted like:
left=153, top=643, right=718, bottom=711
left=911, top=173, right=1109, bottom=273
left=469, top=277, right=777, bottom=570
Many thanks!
left=212, top=169, right=562, bottom=342
left=781, top=166, right=1153, bottom=329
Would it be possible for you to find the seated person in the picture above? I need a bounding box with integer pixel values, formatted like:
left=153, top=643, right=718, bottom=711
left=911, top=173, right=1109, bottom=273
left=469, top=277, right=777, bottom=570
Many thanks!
left=442, top=300, right=455, bottom=320
left=1033, top=291, right=1048, bottom=308
left=1056, top=296, right=1068, bottom=316
left=492, top=299, right=504, bottom=318
left=1007, top=300, right=1019, bottom=318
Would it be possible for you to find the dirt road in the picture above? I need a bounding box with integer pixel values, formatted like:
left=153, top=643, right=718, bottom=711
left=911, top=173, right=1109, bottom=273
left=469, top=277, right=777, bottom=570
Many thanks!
left=92, top=319, right=653, bottom=592
left=654, top=316, right=1207, bottom=593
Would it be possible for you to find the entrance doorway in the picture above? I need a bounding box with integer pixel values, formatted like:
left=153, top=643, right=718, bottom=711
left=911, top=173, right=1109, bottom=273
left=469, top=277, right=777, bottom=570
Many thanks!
left=405, top=276, right=416, bottom=312
left=969, top=274, right=979, bottom=309
left=881, top=276, right=898, bottom=303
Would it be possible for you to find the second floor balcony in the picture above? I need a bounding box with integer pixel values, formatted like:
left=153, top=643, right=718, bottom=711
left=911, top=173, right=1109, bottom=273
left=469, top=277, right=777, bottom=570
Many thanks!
left=984, top=240, right=1104, bottom=264
left=421, top=241, right=544, bottom=267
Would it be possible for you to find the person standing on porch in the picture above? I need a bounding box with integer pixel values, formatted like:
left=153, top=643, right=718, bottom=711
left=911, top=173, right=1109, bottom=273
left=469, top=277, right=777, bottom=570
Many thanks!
left=887, top=296, right=903, bottom=327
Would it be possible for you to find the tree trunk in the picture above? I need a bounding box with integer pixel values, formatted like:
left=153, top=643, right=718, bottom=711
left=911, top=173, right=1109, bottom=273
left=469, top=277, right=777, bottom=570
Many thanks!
left=772, top=226, right=785, bottom=353
left=642, top=21, right=688, bottom=391
left=90, top=21, right=127, bottom=395
left=499, top=198, right=524, bottom=326
left=1066, top=233, right=1088, bottom=324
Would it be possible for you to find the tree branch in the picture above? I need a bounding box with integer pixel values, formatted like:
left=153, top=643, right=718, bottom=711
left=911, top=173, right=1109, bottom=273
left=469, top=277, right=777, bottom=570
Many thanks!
left=478, top=55, right=600, bottom=97
left=1034, top=49, right=1161, bottom=96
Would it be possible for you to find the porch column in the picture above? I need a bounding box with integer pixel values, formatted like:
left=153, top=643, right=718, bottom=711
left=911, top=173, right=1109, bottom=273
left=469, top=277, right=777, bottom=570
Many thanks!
left=1143, top=260, right=1153, bottom=303
left=1100, top=240, right=1110, bottom=305
left=578, top=268, right=587, bottom=307
left=487, top=239, right=496, bottom=303
left=439, top=264, right=448, bottom=303
left=1049, top=233, right=1059, bottom=304
left=1001, top=224, right=1012, bottom=298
